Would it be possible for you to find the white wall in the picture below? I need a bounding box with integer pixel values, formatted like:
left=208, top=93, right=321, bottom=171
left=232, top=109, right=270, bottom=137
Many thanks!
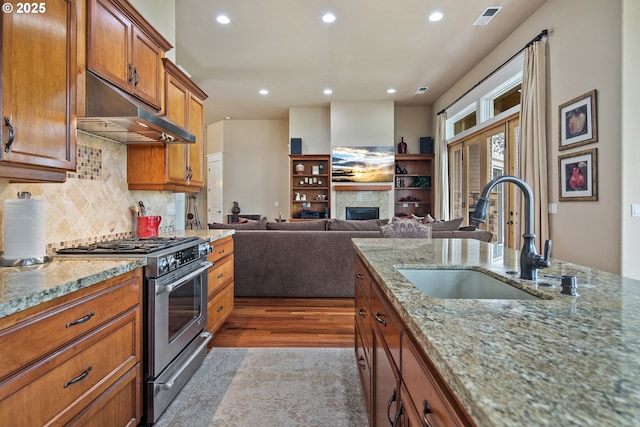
left=434, top=0, right=625, bottom=274
left=289, top=107, right=331, bottom=154
left=330, top=101, right=394, bottom=147
left=205, top=120, right=290, bottom=221
left=621, top=0, right=640, bottom=279
left=129, top=0, right=176, bottom=62
left=394, top=106, right=433, bottom=155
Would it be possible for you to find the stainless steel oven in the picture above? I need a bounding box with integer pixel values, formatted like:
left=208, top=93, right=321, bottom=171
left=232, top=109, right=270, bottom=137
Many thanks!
left=57, top=236, right=213, bottom=424
left=146, top=258, right=212, bottom=423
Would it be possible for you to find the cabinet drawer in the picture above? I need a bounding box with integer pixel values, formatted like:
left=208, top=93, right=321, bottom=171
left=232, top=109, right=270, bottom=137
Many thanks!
left=67, top=363, right=141, bottom=427
left=208, top=255, right=234, bottom=295
left=0, top=309, right=139, bottom=426
left=0, top=275, right=140, bottom=381
left=371, top=283, right=402, bottom=372
left=402, top=335, right=467, bottom=427
left=355, top=324, right=371, bottom=415
left=207, top=282, right=234, bottom=334
left=354, top=256, right=372, bottom=300
left=208, top=236, right=234, bottom=264
left=354, top=281, right=372, bottom=353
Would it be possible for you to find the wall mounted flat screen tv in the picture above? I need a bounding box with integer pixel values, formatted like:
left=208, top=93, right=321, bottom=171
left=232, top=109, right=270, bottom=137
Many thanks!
left=331, top=146, right=395, bottom=183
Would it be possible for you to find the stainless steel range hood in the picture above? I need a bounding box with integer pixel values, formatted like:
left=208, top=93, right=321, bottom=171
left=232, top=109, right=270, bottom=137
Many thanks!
left=77, top=72, right=195, bottom=144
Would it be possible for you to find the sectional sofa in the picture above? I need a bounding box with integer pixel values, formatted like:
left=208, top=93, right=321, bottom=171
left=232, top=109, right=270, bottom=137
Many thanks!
left=209, top=218, right=493, bottom=298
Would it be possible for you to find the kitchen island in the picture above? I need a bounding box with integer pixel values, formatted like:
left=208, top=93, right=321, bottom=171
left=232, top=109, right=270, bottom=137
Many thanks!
left=352, top=237, right=640, bottom=426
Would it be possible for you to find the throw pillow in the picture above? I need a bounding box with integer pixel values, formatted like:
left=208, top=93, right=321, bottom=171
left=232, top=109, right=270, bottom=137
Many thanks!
left=266, top=220, right=327, bottom=230
left=380, top=221, right=433, bottom=238
left=327, top=218, right=389, bottom=231
left=430, top=217, right=464, bottom=231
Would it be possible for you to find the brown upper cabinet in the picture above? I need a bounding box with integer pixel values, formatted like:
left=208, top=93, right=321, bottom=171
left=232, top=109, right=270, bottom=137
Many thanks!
left=86, top=0, right=171, bottom=109
left=0, top=0, right=77, bottom=182
left=127, top=59, right=208, bottom=192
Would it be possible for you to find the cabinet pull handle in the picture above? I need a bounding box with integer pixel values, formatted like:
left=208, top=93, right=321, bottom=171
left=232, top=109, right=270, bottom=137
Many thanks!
left=128, top=63, right=134, bottom=83
left=356, top=273, right=364, bottom=280
left=357, top=355, right=366, bottom=369
left=386, top=388, right=397, bottom=425
left=217, top=305, right=224, bottom=312
left=392, top=400, right=403, bottom=427
left=422, top=399, right=433, bottom=427
left=66, top=311, right=95, bottom=328
left=133, top=67, right=140, bottom=88
left=217, top=273, right=224, bottom=279
left=4, top=117, right=15, bottom=153
left=63, top=366, right=93, bottom=388
left=218, top=249, right=225, bottom=254
left=375, top=311, right=387, bottom=327
left=358, top=308, right=366, bottom=318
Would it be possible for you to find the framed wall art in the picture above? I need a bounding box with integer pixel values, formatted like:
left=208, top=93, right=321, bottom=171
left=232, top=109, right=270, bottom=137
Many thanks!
left=558, top=148, right=597, bottom=201
left=559, top=89, right=597, bottom=150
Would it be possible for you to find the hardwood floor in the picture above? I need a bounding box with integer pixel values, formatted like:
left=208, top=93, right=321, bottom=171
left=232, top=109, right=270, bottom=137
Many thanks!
left=211, top=297, right=356, bottom=348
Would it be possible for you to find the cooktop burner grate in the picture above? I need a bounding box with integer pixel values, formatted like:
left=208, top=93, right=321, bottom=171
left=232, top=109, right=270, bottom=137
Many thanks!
left=57, top=236, right=200, bottom=255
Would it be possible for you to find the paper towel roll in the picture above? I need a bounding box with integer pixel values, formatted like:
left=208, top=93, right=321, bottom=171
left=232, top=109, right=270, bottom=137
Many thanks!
left=3, top=199, right=46, bottom=259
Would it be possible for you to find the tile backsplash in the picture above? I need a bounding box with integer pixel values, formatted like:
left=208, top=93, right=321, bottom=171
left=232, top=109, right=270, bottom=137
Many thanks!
left=0, top=132, right=182, bottom=254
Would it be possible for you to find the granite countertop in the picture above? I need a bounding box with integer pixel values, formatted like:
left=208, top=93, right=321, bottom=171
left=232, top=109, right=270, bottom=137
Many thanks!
left=0, top=229, right=235, bottom=321
left=352, top=238, right=640, bottom=427
left=0, top=258, right=147, bottom=320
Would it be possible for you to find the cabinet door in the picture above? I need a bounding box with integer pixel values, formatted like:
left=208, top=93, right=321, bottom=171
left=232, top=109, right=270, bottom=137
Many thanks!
left=373, top=329, right=400, bottom=427
left=165, top=74, right=189, bottom=184
left=87, top=0, right=132, bottom=92
left=131, top=26, right=163, bottom=108
left=1, top=0, right=76, bottom=173
left=187, top=93, right=205, bottom=186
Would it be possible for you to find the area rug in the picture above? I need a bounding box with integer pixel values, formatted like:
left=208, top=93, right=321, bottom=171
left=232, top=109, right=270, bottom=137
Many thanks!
left=155, top=347, right=369, bottom=427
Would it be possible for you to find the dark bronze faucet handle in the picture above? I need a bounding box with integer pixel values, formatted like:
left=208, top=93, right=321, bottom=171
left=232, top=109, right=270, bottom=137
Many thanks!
left=543, top=239, right=552, bottom=263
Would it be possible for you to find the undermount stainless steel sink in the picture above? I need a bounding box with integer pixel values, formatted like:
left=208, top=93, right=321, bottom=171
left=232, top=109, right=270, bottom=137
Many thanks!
left=397, top=269, right=541, bottom=300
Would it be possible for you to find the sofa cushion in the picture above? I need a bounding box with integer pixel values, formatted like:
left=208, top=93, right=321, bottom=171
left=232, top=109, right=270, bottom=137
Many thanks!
left=266, top=220, right=327, bottom=230
left=208, top=217, right=267, bottom=229
left=430, top=217, right=464, bottom=231
left=327, top=218, right=388, bottom=231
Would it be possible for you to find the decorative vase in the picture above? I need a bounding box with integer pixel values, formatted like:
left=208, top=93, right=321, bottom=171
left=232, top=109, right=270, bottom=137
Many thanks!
left=295, top=163, right=305, bottom=175
left=398, top=137, right=407, bottom=154
left=231, top=201, right=241, bottom=215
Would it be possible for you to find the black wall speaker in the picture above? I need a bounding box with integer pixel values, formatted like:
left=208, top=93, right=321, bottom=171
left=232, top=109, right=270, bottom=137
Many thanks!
left=290, top=138, right=302, bottom=155
left=419, top=137, right=433, bottom=154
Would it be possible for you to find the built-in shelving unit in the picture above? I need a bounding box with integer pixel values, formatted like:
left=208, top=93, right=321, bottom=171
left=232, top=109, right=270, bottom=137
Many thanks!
left=290, top=155, right=331, bottom=221
left=394, top=154, right=433, bottom=218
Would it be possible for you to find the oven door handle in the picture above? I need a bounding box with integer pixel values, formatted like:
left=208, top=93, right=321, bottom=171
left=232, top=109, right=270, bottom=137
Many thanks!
left=154, top=331, right=213, bottom=392
left=155, top=261, right=213, bottom=294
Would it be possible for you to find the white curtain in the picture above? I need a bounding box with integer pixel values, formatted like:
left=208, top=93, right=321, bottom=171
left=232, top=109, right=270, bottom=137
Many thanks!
left=434, top=112, right=449, bottom=220
left=520, top=38, right=549, bottom=249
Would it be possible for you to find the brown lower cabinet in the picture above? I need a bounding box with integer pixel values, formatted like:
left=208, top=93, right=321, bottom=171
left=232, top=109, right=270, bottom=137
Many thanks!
left=354, top=255, right=476, bottom=427
left=207, top=236, right=235, bottom=347
left=0, top=269, right=144, bottom=427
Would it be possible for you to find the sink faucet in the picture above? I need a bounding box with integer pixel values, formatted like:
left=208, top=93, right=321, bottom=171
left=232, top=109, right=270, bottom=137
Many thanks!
left=470, top=175, right=552, bottom=280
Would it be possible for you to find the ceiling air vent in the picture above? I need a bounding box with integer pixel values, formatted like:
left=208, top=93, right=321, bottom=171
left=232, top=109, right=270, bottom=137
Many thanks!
left=474, top=7, right=502, bottom=26
left=414, top=86, right=429, bottom=95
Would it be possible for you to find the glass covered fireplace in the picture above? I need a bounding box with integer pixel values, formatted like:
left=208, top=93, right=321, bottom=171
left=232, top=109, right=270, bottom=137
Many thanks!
left=345, top=207, right=380, bottom=220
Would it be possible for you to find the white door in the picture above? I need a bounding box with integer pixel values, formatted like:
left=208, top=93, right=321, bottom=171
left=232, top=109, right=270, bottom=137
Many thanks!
left=207, top=153, right=223, bottom=224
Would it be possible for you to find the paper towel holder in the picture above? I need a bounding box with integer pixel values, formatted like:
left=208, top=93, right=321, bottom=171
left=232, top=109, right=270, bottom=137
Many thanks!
left=1, top=192, right=52, bottom=267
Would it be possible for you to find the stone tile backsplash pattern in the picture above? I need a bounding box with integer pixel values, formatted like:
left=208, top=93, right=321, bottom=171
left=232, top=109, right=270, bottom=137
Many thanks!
left=0, top=132, right=178, bottom=254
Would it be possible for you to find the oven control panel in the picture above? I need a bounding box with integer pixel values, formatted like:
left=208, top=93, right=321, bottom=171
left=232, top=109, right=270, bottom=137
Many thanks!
left=153, top=240, right=211, bottom=276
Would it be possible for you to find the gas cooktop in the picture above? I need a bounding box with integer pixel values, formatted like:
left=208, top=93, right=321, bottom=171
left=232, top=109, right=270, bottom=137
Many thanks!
left=56, top=236, right=200, bottom=255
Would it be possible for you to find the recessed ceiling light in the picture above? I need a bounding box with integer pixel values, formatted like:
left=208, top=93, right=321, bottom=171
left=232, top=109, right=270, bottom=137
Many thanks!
left=324, top=88, right=333, bottom=95
left=216, top=14, right=230, bottom=24
left=322, top=12, right=336, bottom=23
left=225, top=116, right=232, bottom=120
left=259, top=89, right=269, bottom=95
left=387, top=88, right=396, bottom=94
left=428, top=11, right=443, bottom=22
